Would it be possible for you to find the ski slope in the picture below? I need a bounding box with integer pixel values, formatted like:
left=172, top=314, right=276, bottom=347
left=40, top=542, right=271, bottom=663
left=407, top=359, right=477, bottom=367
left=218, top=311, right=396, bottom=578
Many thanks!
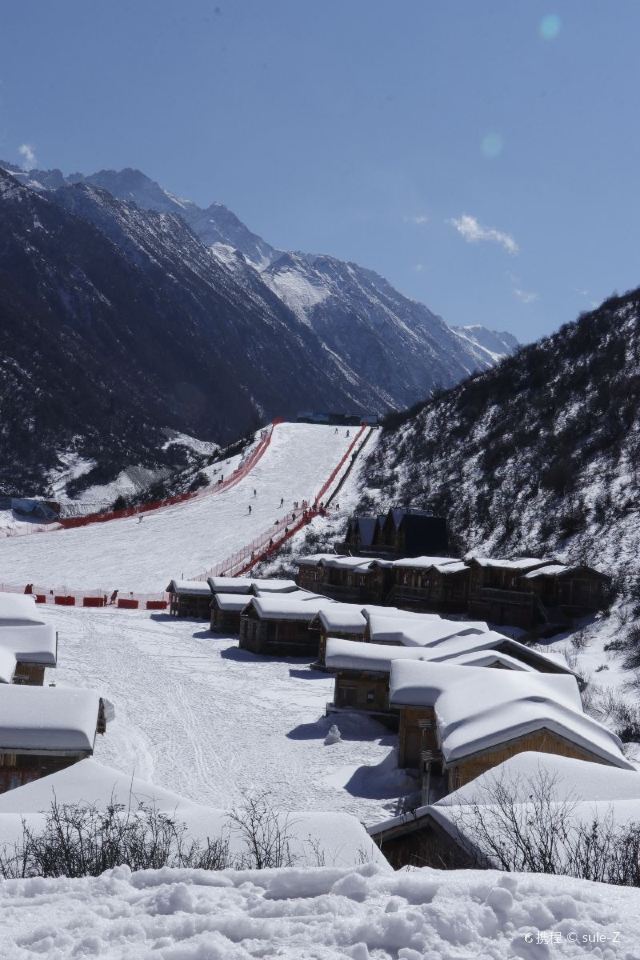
left=0, top=423, right=357, bottom=594
left=49, top=606, right=406, bottom=822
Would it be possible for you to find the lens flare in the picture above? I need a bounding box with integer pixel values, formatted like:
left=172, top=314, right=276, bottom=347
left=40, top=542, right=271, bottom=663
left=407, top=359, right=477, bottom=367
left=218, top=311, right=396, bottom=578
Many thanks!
left=481, top=133, right=504, bottom=158
left=539, top=13, right=561, bottom=40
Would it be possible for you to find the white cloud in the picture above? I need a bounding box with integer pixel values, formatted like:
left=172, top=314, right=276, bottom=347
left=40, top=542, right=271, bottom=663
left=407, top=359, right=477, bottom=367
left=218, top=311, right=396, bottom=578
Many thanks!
left=18, top=143, right=37, bottom=170
left=513, top=287, right=538, bottom=304
left=449, top=213, right=519, bottom=255
left=403, top=214, right=429, bottom=225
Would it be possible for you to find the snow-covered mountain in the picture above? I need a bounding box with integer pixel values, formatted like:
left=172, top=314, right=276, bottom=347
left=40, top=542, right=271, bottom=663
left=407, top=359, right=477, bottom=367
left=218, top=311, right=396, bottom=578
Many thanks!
left=0, top=160, right=518, bottom=497
left=0, top=169, right=366, bottom=494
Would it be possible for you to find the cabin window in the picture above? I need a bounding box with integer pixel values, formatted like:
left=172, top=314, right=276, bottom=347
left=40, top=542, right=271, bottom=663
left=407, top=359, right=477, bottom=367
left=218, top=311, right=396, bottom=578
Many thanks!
left=366, top=690, right=376, bottom=703
left=0, top=753, right=17, bottom=767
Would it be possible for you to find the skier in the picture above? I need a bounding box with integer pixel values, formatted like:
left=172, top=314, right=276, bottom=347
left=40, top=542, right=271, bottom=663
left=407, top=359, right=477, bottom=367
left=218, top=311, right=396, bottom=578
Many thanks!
left=280, top=497, right=284, bottom=507
left=248, top=504, right=252, bottom=514
left=253, top=488, right=257, bottom=497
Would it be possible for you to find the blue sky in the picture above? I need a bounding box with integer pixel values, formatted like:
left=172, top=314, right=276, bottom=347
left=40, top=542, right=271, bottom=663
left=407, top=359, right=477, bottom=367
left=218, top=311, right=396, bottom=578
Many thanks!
left=1, top=0, right=638, bottom=342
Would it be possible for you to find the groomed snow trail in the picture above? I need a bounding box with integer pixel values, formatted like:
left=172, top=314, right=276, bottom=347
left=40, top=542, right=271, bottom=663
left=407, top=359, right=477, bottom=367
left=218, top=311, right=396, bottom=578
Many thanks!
left=0, top=424, right=354, bottom=593
left=51, top=607, right=406, bottom=822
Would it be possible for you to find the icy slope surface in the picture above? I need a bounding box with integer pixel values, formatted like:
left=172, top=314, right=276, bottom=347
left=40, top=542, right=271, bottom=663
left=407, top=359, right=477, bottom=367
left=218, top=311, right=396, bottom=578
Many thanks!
left=0, top=424, right=353, bottom=593
left=48, top=607, right=402, bottom=821
left=1, top=863, right=639, bottom=959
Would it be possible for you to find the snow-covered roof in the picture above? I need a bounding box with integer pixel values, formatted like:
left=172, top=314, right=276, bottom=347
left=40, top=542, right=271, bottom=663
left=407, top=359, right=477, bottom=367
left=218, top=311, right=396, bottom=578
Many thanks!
left=389, top=660, right=631, bottom=769
left=0, top=759, right=387, bottom=871
left=208, top=577, right=298, bottom=595
left=166, top=579, right=212, bottom=596
left=0, top=592, right=39, bottom=622
left=0, top=621, right=57, bottom=666
left=295, top=554, right=339, bottom=567
left=247, top=596, right=334, bottom=622
left=367, top=613, right=488, bottom=648
left=436, top=752, right=640, bottom=808
left=413, top=629, right=575, bottom=674
left=520, top=563, right=608, bottom=580
left=311, top=605, right=367, bottom=634
left=0, top=686, right=103, bottom=753
left=0, top=647, right=16, bottom=683
left=249, top=579, right=298, bottom=594
left=369, top=751, right=640, bottom=839
left=391, top=556, right=462, bottom=570
left=212, top=593, right=253, bottom=612
left=296, top=555, right=392, bottom=572
left=0, top=594, right=57, bottom=668
left=467, top=556, right=552, bottom=571
left=325, top=637, right=538, bottom=676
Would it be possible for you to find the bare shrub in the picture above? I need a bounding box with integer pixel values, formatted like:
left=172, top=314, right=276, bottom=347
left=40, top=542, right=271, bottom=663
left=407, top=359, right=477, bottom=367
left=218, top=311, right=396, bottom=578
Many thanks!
left=0, top=791, right=299, bottom=878
left=228, top=792, right=295, bottom=869
left=452, top=769, right=640, bottom=885
left=0, top=798, right=230, bottom=879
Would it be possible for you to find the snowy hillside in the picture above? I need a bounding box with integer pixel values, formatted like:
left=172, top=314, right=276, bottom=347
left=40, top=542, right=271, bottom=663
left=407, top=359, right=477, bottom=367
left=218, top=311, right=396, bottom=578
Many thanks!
left=2, top=862, right=638, bottom=958
left=360, top=289, right=639, bottom=580
left=0, top=423, right=357, bottom=593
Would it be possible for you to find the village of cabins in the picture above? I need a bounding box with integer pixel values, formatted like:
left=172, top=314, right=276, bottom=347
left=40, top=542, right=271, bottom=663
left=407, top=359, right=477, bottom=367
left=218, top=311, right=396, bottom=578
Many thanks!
left=0, top=504, right=621, bottom=871
left=161, top=505, right=622, bottom=869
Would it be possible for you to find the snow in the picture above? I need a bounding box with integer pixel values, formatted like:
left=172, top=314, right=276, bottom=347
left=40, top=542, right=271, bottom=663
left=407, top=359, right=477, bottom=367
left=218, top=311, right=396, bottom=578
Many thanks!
left=0, top=424, right=356, bottom=593
left=0, top=758, right=385, bottom=871
left=325, top=637, right=536, bottom=675
left=437, top=752, right=640, bottom=806
left=166, top=579, right=211, bottom=596
left=263, top=264, right=331, bottom=325
left=0, top=685, right=101, bottom=752
left=213, top=593, right=253, bottom=612
left=207, top=577, right=298, bottom=595
left=1, top=863, right=640, bottom=958
left=389, top=660, right=632, bottom=769
left=41, top=607, right=400, bottom=821
left=0, top=621, right=57, bottom=666
left=248, top=595, right=335, bottom=621
left=392, top=556, right=462, bottom=570
left=0, top=593, right=57, bottom=667
left=0, top=647, right=16, bottom=683
left=466, top=556, right=551, bottom=571
left=314, top=605, right=367, bottom=634
left=366, top=613, right=488, bottom=647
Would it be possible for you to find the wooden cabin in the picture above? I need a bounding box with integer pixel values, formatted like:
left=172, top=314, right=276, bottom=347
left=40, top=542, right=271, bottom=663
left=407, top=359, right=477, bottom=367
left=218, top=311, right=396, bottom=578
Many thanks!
left=210, top=593, right=252, bottom=634
left=369, top=807, right=473, bottom=870
left=166, top=579, right=213, bottom=619
left=239, top=595, right=333, bottom=656
left=0, top=595, right=58, bottom=685
left=308, top=606, right=367, bottom=667
left=296, top=556, right=334, bottom=593
left=373, top=509, right=449, bottom=559
left=466, top=557, right=552, bottom=628
left=371, top=752, right=640, bottom=870
left=295, top=556, right=393, bottom=605
left=387, top=558, right=469, bottom=612
left=520, top=563, right=611, bottom=618
left=389, top=659, right=630, bottom=798
left=0, top=686, right=108, bottom=793
left=342, top=514, right=384, bottom=555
